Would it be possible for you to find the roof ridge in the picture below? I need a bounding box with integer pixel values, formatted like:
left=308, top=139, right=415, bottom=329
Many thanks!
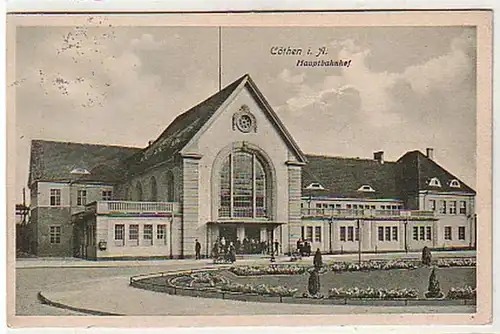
left=305, top=153, right=397, bottom=163
left=152, top=73, right=249, bottom=146
left=32, top=139, right=142, bottom=150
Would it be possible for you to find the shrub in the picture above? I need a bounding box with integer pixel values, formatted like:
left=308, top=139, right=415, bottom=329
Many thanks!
left=447, top=286, right=476, bottom=299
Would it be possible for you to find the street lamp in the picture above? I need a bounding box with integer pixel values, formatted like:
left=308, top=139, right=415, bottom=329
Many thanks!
left=357, top=218, right=361, bottom=264
left=169, top=213, right=174, bottom=259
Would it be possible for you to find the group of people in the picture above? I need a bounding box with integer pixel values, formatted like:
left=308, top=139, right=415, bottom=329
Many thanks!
left=211, top=237, right=237, bottom=263
left=212, top=237, right=280, bottom=256
left=296, top=238, right=313, bottom=257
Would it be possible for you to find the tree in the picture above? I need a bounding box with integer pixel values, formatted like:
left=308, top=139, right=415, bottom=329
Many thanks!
left=308, top=268, right=321, bottom=297
left=424, top=267, right=444, bottom=298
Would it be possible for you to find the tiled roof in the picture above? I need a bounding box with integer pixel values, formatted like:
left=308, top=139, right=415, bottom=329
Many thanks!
left=302, top=154, right=400, bottom=200
left=126, top=74, right=249, bottom=171
left=28, top=140, right=141, bottom=186
left=397, top=151, right=476, bottom=194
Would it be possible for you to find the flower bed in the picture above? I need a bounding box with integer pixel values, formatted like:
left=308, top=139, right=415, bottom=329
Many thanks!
left=329, top=260, right=419, bottom=272
left=446, top=286, right=476, bottom=300
left=437, top=258, right=476, bottom=267
left=229, top=265, right=308, bottom=276
left=189, top=272, right=226, bottom=287
left=328, top=287, right=419, bottom=299
left=220, top=282, right=298, bottom=297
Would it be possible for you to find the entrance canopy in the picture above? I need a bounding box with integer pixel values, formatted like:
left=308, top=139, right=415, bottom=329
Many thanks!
left=207, top=220, right=286, bottom=225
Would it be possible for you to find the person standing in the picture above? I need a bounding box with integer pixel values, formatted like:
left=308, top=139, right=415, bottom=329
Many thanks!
left=195, top=239, right=201, bottom=260
left=313, top=248, right=323, bottom=270
left=274, top=239, right=280, bottom=256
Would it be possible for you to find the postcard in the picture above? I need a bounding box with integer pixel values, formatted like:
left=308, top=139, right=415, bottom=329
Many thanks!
left=6, top=10, right=493, bottom=329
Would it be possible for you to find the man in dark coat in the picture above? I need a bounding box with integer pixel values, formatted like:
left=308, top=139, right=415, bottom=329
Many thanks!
left=313, top=248, right=323, bottom=269
left=274, top=239, right=280, bottom=256
left=195, top=239, right=201, bottom=260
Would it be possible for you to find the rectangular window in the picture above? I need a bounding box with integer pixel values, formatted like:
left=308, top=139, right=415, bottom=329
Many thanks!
left=316, top=203, right=322, bottom=209
left=440, top=201, right=447, bottom=214
left=459, top=201, right=467, bottom=215
left=413, top=226, right=418, bottom=240
left=365, top=205, right=370, bottom=209
left=419, top=226, right=425, bottom=240
left=335, top=204, right=341, bottom=209
left=429, top=200, right=436, bottom=212
left=444, top=226, right=452, bottom=240
left=144, top=224, right=153, bottom=240
left=392, top=227, right=398, bottom=241
left=301, top=226, right=305, bottom=240
left=353, top=204, right=358, bottom=209
left=378, top=226, right=384, bottom=241
left=370, top=205, right=376, bottom=209
left=49, top=226, right=61, bottom=244
left=426, top=226, right=432, bottom=241
left=339, top=226, right=346, bottom=242
left=385, top=227, right=391, bottom=241
left=77, top=189, right=87, bottom=206
left=114, top=224, right=124, bottom=240
left=346, top=204, right=352, bottom=209
left=129, top=224, right=139, bottom=240
left=381, top=205, right=386, bottom=210
left=355, top=227, right=359, bottom=241
left=314, top=226, right=321, bottom=242
left=306, top=226, right=313, bottom=241
left=450, top=201, right=457, bottom=214
left=458, top=226, right=466, bottom=240
left=347, top=226, right=354, bottom=241
left=157, top=224, right=166, bottom=239
left=102, top=190, right=112, bottom=201
left=50, top=189, right=61, bottom=206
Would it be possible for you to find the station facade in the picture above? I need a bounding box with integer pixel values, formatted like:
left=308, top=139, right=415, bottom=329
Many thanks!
left=26, top=74, right=476, bottom=259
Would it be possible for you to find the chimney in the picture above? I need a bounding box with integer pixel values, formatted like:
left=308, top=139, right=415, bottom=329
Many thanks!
left=373, top=151, right=384, bottom=164
left=426, top=148, right=434, bottom=160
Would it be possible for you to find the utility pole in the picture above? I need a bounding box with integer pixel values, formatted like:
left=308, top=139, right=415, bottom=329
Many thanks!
left=218, top=26, right=222, bottom=92
left=357, top=218, right=361, bottom=264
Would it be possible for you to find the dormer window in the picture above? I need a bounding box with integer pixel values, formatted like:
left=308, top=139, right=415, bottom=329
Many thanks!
left=429, top=177, right=442, bottom=187
left=449, top=179, right=461, bottom=188
left=357, top=184, right=376, bottom=192
left=70, top=167, right=90, bottom=175
left=306, top=183, right=325, bottom=190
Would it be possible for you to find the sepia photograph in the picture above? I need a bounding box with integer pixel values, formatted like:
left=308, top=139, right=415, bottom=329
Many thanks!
left=6, top=11, right=493, bottom=328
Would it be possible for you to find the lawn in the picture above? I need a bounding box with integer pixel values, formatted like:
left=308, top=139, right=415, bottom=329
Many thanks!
left=222, top=267, right=475, bottom=297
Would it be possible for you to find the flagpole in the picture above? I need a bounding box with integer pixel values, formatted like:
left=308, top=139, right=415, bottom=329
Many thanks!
left=218, top=26, right=222, bottom=92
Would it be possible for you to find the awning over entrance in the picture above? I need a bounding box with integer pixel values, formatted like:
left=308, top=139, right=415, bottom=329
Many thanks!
left=207, top=220, right=286, bottom=225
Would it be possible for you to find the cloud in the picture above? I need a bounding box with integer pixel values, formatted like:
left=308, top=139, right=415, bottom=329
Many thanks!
left=278, top=68, right=305, bottom=84
left=276, top=31, right=475, bottom=129
left=130, top=33, right=170, bottom=50
left=401, top=31, right=475, bottom=95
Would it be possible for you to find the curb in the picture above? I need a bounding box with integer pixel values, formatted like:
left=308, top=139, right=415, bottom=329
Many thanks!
left=37, top=291, right=123, bottom=316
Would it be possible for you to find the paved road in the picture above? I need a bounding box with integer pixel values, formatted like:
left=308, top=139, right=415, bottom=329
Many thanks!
left=14, top=251, right=476, bottom=316
left=16, top=264, right=204, bottom=315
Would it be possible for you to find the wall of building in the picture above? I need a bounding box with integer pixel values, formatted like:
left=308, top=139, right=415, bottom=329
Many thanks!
left=181, top=85, right=299, bottom=253
left=34, top=207, right=73, bottom=257
left=303, top=198, right=404, bottom=212
left=93, top=215, right=182, bottom=259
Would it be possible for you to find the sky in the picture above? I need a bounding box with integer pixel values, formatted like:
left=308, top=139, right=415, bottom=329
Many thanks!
left=14, top=26, right=477, bottom=203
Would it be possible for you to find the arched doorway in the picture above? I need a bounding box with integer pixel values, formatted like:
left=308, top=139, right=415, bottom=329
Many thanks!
left=166, top=171, right=175, bottom=202
left=135, top=182, right=143, bottom=201
left=150, top=176, right=158, bottom=201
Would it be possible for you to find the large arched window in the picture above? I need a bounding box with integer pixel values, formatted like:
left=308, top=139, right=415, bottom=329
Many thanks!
left=219, top=151, right=266, bottom=218
left=166, top=171, right=175, bottom=202
left=135, top=182, right=143, bottom=201
left=150, top=176, right=158, bottom=201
